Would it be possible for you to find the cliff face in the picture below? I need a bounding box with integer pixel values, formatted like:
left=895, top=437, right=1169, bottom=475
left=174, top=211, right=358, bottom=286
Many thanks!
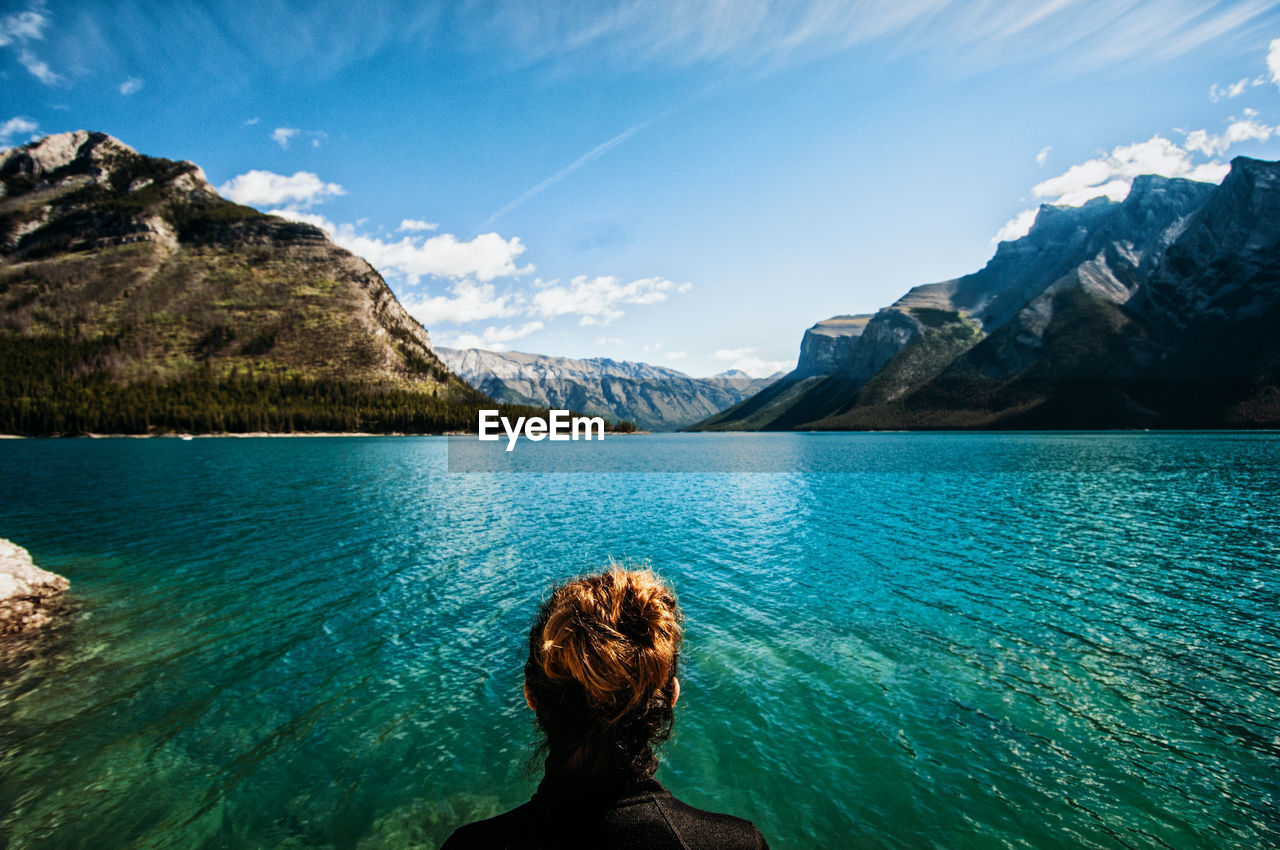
left=0, top=132, right=486, bottom=434
left=437, top=347, right=780, bottom=430
left=699, top=159, right=1280, bottom=430
left=794, top=315, right=871, bottom=376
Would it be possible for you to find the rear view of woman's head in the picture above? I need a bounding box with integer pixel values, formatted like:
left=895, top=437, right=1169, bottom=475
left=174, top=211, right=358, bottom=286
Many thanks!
left=524, top=567, right=684, bottom=781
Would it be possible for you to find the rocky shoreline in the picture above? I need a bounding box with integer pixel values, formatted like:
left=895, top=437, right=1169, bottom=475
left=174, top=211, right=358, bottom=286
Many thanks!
left=0, top=538, right=70, bottom=634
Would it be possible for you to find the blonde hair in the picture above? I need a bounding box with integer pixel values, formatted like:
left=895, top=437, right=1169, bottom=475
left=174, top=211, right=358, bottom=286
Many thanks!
left=525, top=566, right=683, bottom=779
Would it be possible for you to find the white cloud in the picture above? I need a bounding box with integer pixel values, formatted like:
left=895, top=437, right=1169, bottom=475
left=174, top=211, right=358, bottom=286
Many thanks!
left=1036, top=135, right=1230, bottom=203
left=17, top=47, right=59, bottom=84
left=531, top=275, right=691, bottom=326
left=265, top=207, right=334, bottom=230
left=993, top=208, right=1039, bottom=243
left=1036, top=146, right=1052, bottom=166
left=1269, top=37, right=1280, bottom=88
left=437, top=323, right=542, bottom=353
left=596, top=336, right=623, bottom=346
left=270, top=207, right=531, bottom=284
left=398, top=218, right=439, bottom=232
left=340, top=231, right=531, bottom=283
left=271, top=127, right=299, bottom=149
left=278, top=215, right=523, bottom=291
left=992, top=121, right=1257, bottom=244
left=218, top=170, right=345, bottom=207
left=1184, top=118, right=1276, bottom=156
left=666, top=351, right=688, bottom=360
left=401, top=280, right=523, bottom=325
left=119, top=77, right=143, bottom=95
left=244, top=117, right=260, bottom=126
left=711, top=347, right=788, bottom=377
left=0, top=115, right=38, bottom=146
left=224, top=164, right=685, bottom=335
left=438, top=322, right=545, bottom=351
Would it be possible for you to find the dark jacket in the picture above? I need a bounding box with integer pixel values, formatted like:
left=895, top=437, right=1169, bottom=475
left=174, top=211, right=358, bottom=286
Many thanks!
left=441, top=775, right=768, bottom=850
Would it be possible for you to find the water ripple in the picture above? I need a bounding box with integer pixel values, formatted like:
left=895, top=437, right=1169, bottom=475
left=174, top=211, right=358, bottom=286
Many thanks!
left=0, top=433, right=1277, bottom=848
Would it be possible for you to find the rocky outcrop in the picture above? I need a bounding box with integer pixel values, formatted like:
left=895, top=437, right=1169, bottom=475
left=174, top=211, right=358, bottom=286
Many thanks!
left=795, top=315, right=871, bottom=376
left=437, top=348, right=781, bottom=431
left=698, top=159, right=1280, bottom=430
left=0, top=539, right=69, bottom=634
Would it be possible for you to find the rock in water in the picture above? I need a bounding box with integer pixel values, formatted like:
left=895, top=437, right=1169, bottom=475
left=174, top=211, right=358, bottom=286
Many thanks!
left=0, top=538, right=70, bottom=634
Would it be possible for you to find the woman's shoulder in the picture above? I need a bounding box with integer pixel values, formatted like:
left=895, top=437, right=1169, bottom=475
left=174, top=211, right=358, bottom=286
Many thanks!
left=648, top=788, right=770, bottom=850
left=440, top=781, right=769, bottom=850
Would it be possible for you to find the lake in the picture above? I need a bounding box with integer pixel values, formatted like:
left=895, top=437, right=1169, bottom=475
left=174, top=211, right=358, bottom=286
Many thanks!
left=1, top=433, right=1278, bottom=848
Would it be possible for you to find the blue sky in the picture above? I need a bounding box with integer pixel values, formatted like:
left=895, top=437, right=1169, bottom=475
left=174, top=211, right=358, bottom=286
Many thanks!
left=6, top=1, right=1280, bottom=376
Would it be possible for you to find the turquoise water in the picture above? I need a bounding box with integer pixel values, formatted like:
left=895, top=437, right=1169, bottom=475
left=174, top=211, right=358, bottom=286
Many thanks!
left=1, top=433, right=1278, bottom=849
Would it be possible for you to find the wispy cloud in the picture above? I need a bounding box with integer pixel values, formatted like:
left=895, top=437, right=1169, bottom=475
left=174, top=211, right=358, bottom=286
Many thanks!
left=482, top=119, right=651, bottom=227
left=0, top=2, right=48, bottom=46
left=2, top=1, right=61, bottom=85
left=17, top=47, right=59, bottom=84
left=119, top=76, right=143, bottom=95
left=470, top=0, right=1275, bottom=73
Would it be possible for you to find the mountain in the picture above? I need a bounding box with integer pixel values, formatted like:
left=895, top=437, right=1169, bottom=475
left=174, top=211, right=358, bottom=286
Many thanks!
left=698, top=159, right=1280, bottom=430
left=436, top=347, right=782, bottom=431
left=0, top=131, right=499, bottom=435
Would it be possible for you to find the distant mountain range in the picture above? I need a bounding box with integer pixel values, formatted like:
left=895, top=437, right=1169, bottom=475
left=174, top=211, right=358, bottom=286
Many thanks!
left=698, top=158, right=1280, bottom=430
left=0, top=131, right=498, bottom=435
left=10, top=132, right=1277, bottom=436
left=438, top=347, right=781, bottom=430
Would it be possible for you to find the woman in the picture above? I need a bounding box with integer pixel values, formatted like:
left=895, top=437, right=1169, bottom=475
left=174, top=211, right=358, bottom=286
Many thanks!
left=443, top=567, right=768, bottom=849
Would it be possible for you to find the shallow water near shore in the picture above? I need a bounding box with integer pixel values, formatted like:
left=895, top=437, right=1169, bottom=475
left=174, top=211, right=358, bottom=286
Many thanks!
left=1, top=432, right=1278, bottom=849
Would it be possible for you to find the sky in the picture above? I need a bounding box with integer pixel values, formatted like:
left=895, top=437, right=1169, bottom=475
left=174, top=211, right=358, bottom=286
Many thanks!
left=6, top=0, right=1280, bottom=377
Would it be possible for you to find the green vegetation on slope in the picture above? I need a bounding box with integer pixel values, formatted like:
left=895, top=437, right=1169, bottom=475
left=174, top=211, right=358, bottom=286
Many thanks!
left=0, top=335, right=555, bottom=435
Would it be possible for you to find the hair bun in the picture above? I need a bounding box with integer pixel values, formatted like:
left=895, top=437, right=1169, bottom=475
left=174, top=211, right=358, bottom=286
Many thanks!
left=535, top=567, right=683, bottom=720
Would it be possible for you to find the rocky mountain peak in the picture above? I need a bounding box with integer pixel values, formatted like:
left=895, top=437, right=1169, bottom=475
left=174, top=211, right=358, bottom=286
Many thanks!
left=699, top=158, right=1280, bottom=432
left=1, top=130, right=281, bottom=258
left=3, top=131, right=134, bottom=181
left=0, top=131, right=213, bottom=199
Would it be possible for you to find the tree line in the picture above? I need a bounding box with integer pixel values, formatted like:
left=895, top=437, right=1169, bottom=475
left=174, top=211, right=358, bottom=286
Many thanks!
left=0, top=335, right=551, bottom=435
